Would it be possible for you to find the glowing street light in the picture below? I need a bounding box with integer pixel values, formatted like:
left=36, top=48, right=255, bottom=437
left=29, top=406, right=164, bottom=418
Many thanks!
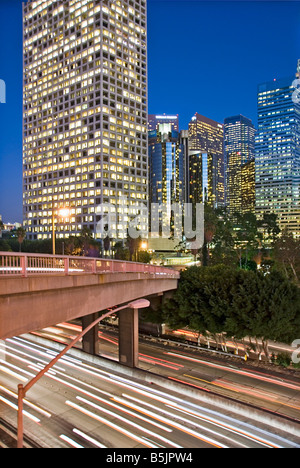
left=58, top=207, right=71, bottom=219
left=52, top=203, right=71, bottom=255
left=140, top=240, right=148, bottom=250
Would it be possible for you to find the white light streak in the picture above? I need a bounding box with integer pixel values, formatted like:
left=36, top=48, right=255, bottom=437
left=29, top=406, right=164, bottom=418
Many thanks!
left=72, top=428, right=107, bottom=448
left=60, top=434, right=84, bottom=448
left=0, top=396, right=40, bottom=423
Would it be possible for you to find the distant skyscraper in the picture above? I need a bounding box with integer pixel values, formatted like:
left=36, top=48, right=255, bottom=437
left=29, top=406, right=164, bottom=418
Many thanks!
left=148, top=114, right=179, bottom=133
left=148, top=117, right=185, bottom=230
left=23, top=0, right=148, bottom=242
left=224, top=115, right=256, bottom=216
left=256, top=67, right=300, bottom=238
left=188, top=113, right=224, bottom=208
left=179, top=129, right=189, bottom=203
left=241, top=158, right=255, bottom=215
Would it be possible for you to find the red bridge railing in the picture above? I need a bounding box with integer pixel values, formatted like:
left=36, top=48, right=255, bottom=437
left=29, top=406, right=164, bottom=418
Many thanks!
left=0, top=252, right=180, bottom=278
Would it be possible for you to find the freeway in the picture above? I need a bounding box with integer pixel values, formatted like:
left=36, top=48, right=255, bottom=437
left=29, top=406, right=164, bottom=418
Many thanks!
left=35, top=322, right=300, bottom=424
left=0, top=335, right=299, bottom=448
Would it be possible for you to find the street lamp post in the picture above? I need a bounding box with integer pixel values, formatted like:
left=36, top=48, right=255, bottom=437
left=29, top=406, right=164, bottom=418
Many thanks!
left=52, top=200, right=55, bottom=255
left=52, top=202, right=71, bottom=255
left=17, top=298, right=150, bottom=448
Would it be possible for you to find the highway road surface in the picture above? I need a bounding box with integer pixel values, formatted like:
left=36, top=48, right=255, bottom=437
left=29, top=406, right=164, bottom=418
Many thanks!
left=0, top=335, right=300, bottom=448
left=34, top=322, right=300, bottom=423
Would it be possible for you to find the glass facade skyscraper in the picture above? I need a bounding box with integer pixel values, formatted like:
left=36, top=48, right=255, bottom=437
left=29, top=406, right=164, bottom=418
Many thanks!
left=256, top=70, right=300, bottom=238
left=23, top=0, right=148, bottom=242
left=224, top=115, right=256, bottom=216
left=188, top=113, right=224, bottom=208
left=241, top=158, right=255, bottom=215
left=148, top=118, right=185, bottom=230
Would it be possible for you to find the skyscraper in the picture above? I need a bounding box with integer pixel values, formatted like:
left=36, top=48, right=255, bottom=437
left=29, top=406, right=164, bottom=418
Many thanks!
left=188, top=113, right=224, bottom=208
left=241, top=158, right=255, bottom=215
left=148, top=116, right=185, bottom=230
left=256, top=67, right=300, bottom=238
left=23, top=0, right=148, bottom=242
left=224, top=115, right=256, bottom=216
left=148, top=114, right=179, bottom=133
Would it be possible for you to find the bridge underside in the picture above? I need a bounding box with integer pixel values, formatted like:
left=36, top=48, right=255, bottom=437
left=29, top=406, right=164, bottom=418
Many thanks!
left=0, top=272, right=177, bottom=342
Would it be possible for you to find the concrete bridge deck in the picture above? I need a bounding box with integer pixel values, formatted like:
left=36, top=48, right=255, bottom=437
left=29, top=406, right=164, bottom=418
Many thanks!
left=0, top=252, right=179, bottom=341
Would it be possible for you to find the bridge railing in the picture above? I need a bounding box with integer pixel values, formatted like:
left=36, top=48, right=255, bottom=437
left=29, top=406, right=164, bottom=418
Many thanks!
left=0, top=252, right=180, bottom=278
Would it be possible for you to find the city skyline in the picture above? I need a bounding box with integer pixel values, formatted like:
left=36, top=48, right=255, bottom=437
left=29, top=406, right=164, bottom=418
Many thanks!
left=1, top=0, right=300, bottom=223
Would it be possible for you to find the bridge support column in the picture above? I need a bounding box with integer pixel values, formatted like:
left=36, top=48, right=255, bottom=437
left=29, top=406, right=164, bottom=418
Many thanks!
left=119, top=307, right=139, bottom=368
left=81, top=313, right=99, bottom=355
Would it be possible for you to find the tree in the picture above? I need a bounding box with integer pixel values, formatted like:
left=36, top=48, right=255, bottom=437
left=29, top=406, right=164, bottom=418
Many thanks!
left=200, top=204, right=218, bottom=266
left=113, top=241, right=129, bottom=260
left=16, top=226, right=26, bottom=252
left=79, top=227, right=100, bottom=257
left=258, top=270, right=300, bottom=357
left=234, top=212, right=261, bottom=269
left=273, top=232, right=300, bottom=284
left=209, top=208, right=236, bottom=267
left=163, top=265, right=300, bottom=360
left=126, top=232, right=142, bottom=261
left=259, top=213, right=281, bottom=248
left=163, top=265, right=232, bottom=339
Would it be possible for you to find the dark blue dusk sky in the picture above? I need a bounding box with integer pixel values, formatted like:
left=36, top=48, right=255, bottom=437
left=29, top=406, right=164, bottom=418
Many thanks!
left=0, top=0, right=300, bottom=223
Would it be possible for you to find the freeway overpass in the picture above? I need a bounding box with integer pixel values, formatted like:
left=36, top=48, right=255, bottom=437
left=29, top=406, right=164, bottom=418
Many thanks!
left=0, top=252, right=179, bottom=366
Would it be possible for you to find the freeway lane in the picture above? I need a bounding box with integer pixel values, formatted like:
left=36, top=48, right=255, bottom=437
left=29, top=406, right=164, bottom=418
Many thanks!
left=36, top=323, right=300, bottom=423
left=0, top=336, right=299, bottom=448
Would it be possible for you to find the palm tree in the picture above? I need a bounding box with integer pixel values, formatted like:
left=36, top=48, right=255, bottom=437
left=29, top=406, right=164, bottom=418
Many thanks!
left=16, top=226, right=26, bottom=252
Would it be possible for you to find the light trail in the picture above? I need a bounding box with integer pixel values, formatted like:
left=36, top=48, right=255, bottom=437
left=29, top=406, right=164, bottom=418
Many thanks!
left=112, top=394, right=228, bottom=448
left=72, top=428, right=107, bottom=448
left=42, top=325, right=185, bottom=371
left=65, top=400, right=160, bottom=448
left=116, top=393, right=293, bottom=449
left=165, top=351, right=300, bottom=391
left=27, top=361, right=174, bottom=434
left=1, top=336, right=299, bottom=448
left=214, top=377, right=300, bottom=411
left=0, top=385, right=51, bottom=418
left=37, top=324, right=300, bottom=414
left=0, top=365, right=29, bottom=383
left=59, top=434, right=84, bottom=448
left=75, top=396, right=182, bottom=448
left=164, top=402, right=283, bottom=449
left=0, top=396, right=40, bottom=424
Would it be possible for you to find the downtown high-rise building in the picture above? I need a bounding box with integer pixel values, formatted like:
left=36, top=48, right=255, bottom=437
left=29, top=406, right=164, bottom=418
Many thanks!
left=22, top=0, right=148, bottom=242
left=148, top=115, right=185, bottom=231
left=256, top=66, right=300, bottom=238
left=148, top=114, right=179, bottom=133
left=188, top=113, right=224, bottom=208
left=224, top=115, right=256, bottom=217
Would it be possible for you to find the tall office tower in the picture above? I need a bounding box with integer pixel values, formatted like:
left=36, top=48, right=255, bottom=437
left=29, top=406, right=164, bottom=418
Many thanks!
left=23, top=0, right=148, bottom=242
left=148, top=119, right=185, bottom=231
left=256, top=67, right=300, bottom=238
left=188, top=113, right=224, bottom=208
left=179, top=129, right=189, bottom=203
left=224, top=115, right=256, bottom=216
left=241, top=159, right=255, bottom=215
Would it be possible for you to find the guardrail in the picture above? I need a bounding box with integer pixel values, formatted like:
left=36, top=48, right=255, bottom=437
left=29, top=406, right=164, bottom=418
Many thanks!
left=0, top=252, right=180, bottom=278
